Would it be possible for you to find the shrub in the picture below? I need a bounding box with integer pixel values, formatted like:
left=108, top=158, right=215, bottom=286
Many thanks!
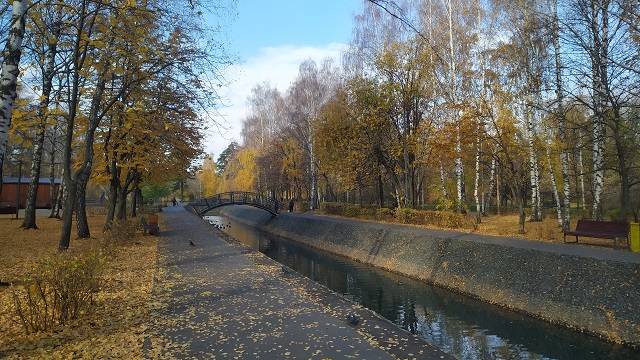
left=320, top=202, right=347, bottom=216
left=375, top=207, right=395, bottom=221
left=396, top=207, right=413, bottom=224
left=576, top=208, right=591, bottom=220
left=359, top=205, right=379, bottom=219
left=12, top=250, right=107, bottom=334
left=297, top=201, right=311, bottom=213
left=101, top=218, right=140, bottom=248
left=605, top=208, right=623, bottom=221
left=344, top=205, right=360, bottom=218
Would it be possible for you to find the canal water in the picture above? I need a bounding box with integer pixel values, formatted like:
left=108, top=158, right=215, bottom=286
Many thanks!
left=206, top=215, right=639, bottom=360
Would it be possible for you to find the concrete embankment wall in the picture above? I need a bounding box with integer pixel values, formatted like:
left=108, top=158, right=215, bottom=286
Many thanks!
left=218, top=206, right=640, bottom=346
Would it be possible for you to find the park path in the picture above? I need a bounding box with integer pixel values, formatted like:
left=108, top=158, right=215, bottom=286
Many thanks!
left=144, top=205, right=453, bottom=359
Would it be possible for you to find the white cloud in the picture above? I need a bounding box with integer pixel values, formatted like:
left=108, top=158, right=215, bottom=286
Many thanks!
left=203, top=43, right=346, bottom=159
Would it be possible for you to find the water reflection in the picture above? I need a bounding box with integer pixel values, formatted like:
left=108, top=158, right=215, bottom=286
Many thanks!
left=207, top=215, right=639, bottom=360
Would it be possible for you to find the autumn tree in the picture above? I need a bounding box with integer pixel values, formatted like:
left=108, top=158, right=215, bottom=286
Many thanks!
left=56, top=0, right=234, bottom=250
left=19, top=1, right=65, bottom=229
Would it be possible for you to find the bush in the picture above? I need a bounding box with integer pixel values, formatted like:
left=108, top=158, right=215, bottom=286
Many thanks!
left=375, top=207, right=395, bottom=221
left=576, top=208, right=591, bottom=220
left=12, top=250, right=107, bottom=334
left=359, top=205, right=379, bottom=218
left=397, top=207, right=412, bottom=224
left=320, top=202, right=347, bottom=215
left=605, top=208, right=623, bottom=221
left=297, top=201, right=311, bottom=213
left=344, top=205, right=360, bottom=218
left=101, top=218, right=140, bottom=248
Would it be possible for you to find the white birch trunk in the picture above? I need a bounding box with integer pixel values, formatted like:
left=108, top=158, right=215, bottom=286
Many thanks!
left=485, top=157, right=496, bottom=215
left=579, top=144, right=586, bottom=209
left=0, top=0, right=28, bottom=189
left=446, top=0, right=465, bottom=213
left=590, top=0, right=608, bottom=220
left=545, top=142, right=563, bottom=226
left=474, top=138, right=481, bottom=223
left=527, top=106, right=542, bottom=221
left=496, top=167, right=501, bottom=215
left=439, top=165, right=449, bottom=202
left=553, top=0, right=571, bottom=231
left=592, top=119, right=605, bottom=219
left=455, top=135, right=466, bottom=213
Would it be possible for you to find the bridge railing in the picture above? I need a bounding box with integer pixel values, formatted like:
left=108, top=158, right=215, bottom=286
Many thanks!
left=189, top=191, right=281, bottom=216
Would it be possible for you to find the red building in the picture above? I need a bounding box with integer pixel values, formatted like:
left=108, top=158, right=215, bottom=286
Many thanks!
left=0, top=177, right=61, bottom=213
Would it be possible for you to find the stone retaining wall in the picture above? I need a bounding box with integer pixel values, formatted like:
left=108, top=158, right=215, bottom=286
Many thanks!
left=218, top=206, right=640, bottom=346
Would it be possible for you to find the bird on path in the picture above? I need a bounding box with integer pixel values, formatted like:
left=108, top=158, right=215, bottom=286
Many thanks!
left=346, top=313, right=360, bottom=326
left=189, top=240, right=196, bottom=247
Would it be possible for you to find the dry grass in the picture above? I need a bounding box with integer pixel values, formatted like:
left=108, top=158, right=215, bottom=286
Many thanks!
left=0, top=213, right=158, bottom=359
left=472, top=213, right=626, bottom=248
left=474, top=214, right=565, bottom=242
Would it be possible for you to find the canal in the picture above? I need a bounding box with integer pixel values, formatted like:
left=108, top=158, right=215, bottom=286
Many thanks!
left=207, top=215, right=639, bottom=360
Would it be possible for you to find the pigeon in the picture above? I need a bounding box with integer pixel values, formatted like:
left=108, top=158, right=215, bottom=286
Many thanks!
left=189, top=240, right=196, bottom=247
left=281, top=265, right=290, bottom=274
left=346, top=313, right=359, bottom=326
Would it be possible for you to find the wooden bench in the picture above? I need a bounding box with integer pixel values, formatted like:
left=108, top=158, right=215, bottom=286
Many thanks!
left=563, top=220, right=630, bottom=249
left=141, top=215, right=159, bottom=235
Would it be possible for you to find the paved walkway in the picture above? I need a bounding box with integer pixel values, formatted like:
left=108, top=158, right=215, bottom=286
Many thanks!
left=144, top=205, right=453, bottom=359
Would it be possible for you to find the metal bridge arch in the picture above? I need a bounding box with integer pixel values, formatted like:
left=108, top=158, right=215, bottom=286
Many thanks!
left=188, top=191, right=281, bottom=216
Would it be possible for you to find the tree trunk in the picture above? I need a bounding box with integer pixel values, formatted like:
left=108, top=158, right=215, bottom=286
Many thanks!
left=75, top=176, right=91, bottom=239
left=612, top=108, right=630, bottom=220
left=474, top=138, right=481, bottom=223
left=54, top=172, right=65, bottom=219
left=527, top=107, right=542, bottom=222
left=103, top=158, right=119, bottom=232
left=485, top=158, right=496, bottom=216
left=589, top=0, right=610, bottom=221
left=117, top=170, right=136, bottom=220
left=518, top=198, right=526, bottom=234
left=117, top=187, right=128, bottom=220
left=455, top=135, right=466, bottom=214
left=546, top=143, right=563, bottom=226
left=131, top=176, right=140, bottom=218
left=21, top=35, right=58, bottom=229
left=48, top=145, right=58, bottom=218
left=578, top=139, right=586, bottom=210
left=377, top=171, right=384, bottom=207
left=496, top=169, right=501, bottom=215
left=553, top=0, right=571, bottom=232
left=0, top=0, right=28, bottom=193
left=439, top=165, right=449, bottom=203
left=21, top=130, right=45, bottom=229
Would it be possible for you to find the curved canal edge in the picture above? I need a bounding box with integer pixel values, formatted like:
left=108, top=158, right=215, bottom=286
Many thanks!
left=217, top=206, right=640, bottom=348
left=204, top=215, right=456, bottom=360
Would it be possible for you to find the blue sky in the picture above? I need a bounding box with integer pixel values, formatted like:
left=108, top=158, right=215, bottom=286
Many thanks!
left=206, top=0, right=363, bottom=159
left=229, top=0, right=360, bottom=59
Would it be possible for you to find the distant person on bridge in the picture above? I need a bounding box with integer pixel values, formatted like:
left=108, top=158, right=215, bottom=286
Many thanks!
left=289, top=199, right=294, bottom=213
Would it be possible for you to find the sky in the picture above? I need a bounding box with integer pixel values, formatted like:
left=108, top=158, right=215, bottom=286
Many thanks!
left=204, top=0, right=363, bottom=159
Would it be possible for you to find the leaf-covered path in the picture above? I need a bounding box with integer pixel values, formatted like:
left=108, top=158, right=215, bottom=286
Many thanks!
left=144, top=206, right=453, bottom=359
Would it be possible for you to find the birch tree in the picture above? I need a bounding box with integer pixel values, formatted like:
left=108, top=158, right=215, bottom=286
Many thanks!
left=0, top=0, right=27, bottom=193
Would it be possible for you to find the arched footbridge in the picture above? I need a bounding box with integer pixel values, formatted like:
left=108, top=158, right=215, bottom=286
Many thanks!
left=188, top=191, right=281, bottom=216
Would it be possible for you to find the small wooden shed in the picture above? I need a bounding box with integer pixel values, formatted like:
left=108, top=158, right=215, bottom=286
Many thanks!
left=0, top=177, right=61, bottom=213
